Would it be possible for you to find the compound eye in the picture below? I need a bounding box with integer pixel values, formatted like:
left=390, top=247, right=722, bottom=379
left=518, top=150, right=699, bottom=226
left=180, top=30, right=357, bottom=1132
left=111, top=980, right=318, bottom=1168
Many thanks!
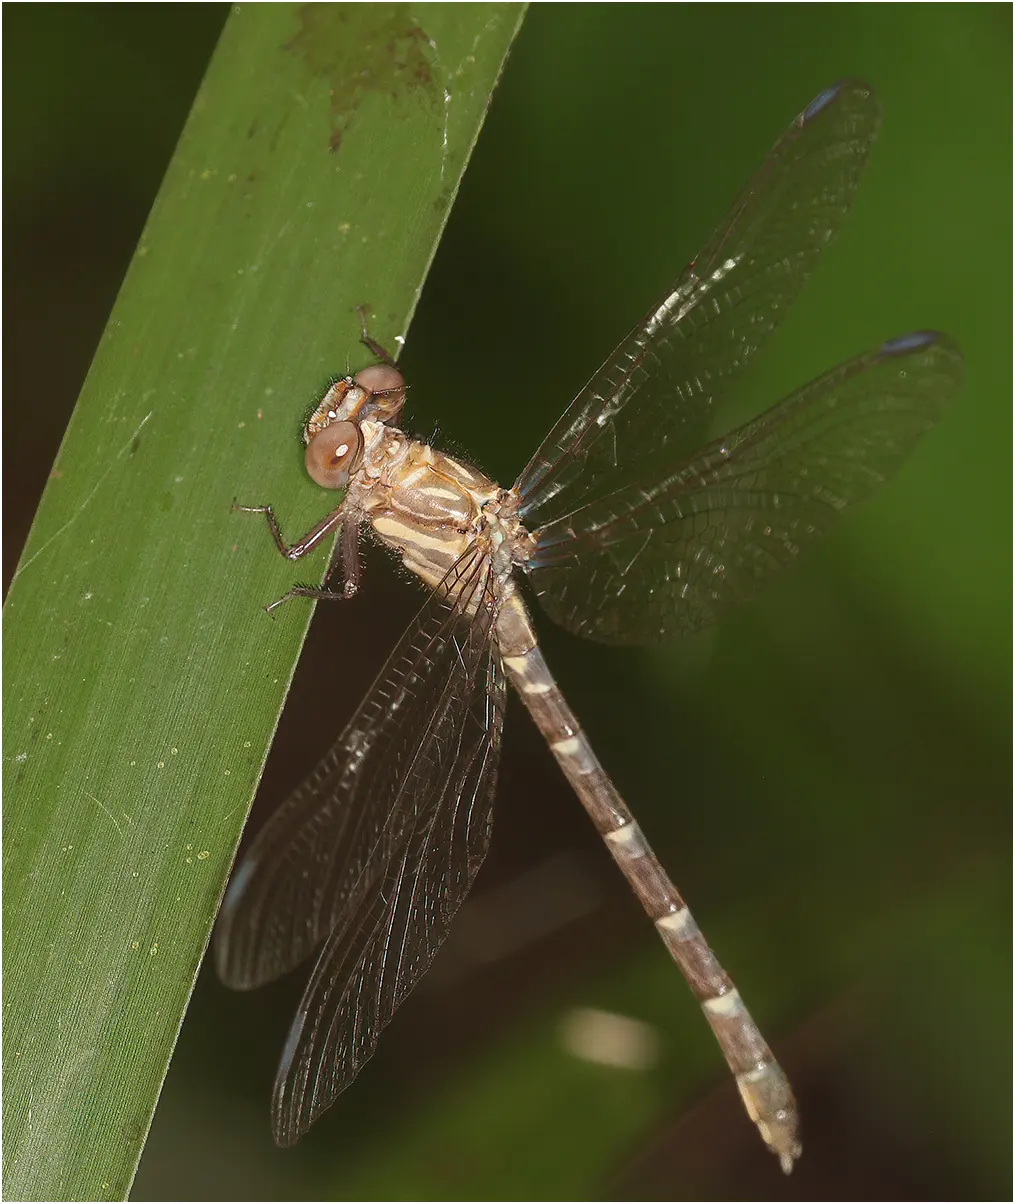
left=355, top=363, right=405, bottom=395
left=355, top=363, right=406, bottom=420
left=305, top=421, right=363, bottom=489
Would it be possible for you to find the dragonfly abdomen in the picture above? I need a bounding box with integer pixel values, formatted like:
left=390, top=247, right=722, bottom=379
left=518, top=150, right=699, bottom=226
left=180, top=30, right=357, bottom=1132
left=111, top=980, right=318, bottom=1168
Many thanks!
left=497, top=590, right=801, bottom=1172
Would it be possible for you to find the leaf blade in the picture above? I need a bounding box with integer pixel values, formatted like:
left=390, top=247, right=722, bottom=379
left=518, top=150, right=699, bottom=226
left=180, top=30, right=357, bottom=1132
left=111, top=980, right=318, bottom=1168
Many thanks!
left=2, top=5, right=526, bottom=1198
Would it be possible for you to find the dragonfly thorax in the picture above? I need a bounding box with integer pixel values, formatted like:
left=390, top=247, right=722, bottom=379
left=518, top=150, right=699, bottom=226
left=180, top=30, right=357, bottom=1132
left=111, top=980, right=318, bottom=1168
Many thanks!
left=350, top=426, right=527, bottom=593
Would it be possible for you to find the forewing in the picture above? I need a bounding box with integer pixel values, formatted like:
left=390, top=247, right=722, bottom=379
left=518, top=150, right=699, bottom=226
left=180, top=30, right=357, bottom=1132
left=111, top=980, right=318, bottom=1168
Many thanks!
left=526, top=333, right=962, bottom=644
left=270, top=555, right=505, bottom=1144
left=214, top=544, right=500, bottom=992
left=514, top=80, right=881, bottom=528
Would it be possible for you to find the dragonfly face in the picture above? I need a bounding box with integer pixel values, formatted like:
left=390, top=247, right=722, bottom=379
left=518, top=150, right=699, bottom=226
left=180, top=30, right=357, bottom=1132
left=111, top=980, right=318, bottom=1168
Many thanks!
left=217, top=79, right=962, bottom=1166
left=303, top=364, right=407, bottom=443
left=303, top=365, right=411, bottom=491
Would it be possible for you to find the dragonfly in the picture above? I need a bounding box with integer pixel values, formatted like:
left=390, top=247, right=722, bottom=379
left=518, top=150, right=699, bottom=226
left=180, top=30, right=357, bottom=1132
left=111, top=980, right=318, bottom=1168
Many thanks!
left=214, top=79, right=962, bottom=1171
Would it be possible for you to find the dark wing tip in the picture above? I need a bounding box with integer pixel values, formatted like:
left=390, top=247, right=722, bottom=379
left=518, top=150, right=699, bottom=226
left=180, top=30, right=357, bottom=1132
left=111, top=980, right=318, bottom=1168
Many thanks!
left=212, top=857, right=259, bottom=990
left=879, top=329, right=947, bottom=356
left=878, top=329, right=964, bottom=389
left=802, top=78, right=877, bottom=124
left=271, top=1014, right=310, bottom=1147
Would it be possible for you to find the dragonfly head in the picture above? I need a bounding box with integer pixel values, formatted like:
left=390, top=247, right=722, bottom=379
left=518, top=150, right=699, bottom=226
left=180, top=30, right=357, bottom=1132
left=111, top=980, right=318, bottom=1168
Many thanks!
left=303, top=365, right=407, bottom=489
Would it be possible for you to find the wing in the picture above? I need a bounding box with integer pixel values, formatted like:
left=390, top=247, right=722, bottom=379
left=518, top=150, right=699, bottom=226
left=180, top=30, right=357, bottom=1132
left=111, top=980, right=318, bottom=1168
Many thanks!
left=514, top=80, right=881, bottom=529
left=270, top=556, right=506, bottom=1145
left=215, top=543, right=503, bottom=1012
left=525, top=332, right=963, bottom=644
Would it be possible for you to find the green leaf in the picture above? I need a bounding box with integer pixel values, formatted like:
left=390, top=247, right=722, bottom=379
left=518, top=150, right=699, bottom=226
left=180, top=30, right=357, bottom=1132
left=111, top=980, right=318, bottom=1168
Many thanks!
left=2, top=5, right=525, bottom=1199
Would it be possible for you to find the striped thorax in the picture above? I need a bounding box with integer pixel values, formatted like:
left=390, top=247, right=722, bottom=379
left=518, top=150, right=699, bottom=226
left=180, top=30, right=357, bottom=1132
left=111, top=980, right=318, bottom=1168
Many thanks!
left=304, top=364, right=534, bottom=598
left=353, top=426, right=501, bottom=590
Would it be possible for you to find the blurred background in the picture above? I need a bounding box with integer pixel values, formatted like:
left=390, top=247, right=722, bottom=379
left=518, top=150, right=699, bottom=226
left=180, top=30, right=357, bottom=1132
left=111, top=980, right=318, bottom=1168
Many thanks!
left=5, top=4, right=1011, bottom=1200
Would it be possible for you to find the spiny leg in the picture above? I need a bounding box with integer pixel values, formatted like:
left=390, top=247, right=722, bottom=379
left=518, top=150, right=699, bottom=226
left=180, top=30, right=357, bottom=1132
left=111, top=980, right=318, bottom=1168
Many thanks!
left=233, top=502, right=360, bottom=611
left=231, top=502, right=344, bottom=560
left=264, top=583, right=352, bottom=615
left=339, top=518, right=362, bottom=598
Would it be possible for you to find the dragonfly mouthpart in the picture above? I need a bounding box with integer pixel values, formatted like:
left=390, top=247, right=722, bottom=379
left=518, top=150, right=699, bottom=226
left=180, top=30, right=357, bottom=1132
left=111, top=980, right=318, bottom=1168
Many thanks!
left=304, top=364, right=407, bottom=445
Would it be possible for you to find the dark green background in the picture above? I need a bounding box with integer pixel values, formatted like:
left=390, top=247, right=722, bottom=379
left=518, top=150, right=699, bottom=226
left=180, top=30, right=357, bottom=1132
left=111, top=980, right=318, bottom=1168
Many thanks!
left=5, top=4, right=1010, bottom=1200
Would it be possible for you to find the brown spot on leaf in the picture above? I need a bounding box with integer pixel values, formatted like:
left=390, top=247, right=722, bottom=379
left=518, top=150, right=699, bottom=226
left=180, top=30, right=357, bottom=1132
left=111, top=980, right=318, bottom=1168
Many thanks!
left=288, top=4, right=443, bottom=153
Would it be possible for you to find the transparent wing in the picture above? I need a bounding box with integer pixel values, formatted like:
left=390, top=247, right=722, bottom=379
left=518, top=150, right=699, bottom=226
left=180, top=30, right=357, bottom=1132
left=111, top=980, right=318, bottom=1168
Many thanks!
left=270, top=562, right=506, bottom=1145
left=215, top=543, right=502, bottom=1009
left=526, top=332, right=963, bottom=644
left=514, top=80, right=881, bottom=529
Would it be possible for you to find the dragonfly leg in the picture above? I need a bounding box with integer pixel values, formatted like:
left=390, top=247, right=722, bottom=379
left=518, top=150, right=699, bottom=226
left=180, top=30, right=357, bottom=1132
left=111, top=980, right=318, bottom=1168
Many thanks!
left=260, top=520, right=359, bottom=611
left=335, top=518, right=361, bottom=598
left=233, top=501, right=362, bottom=610
left=264, top=583, right=351, bottom=615
left=232, top=502, right=345, bottom=560
left=299, top=519, right=361, bottom=605
left=355, top=304, right=398, bottom=368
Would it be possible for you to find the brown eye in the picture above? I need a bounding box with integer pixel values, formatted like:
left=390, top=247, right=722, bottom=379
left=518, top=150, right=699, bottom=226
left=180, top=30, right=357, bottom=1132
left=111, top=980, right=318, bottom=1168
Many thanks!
left=305, top=421, right=363, bottom=489
left=354, top=364, right=404, bottom=395
left=355, top=363, right=406, bottom=421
